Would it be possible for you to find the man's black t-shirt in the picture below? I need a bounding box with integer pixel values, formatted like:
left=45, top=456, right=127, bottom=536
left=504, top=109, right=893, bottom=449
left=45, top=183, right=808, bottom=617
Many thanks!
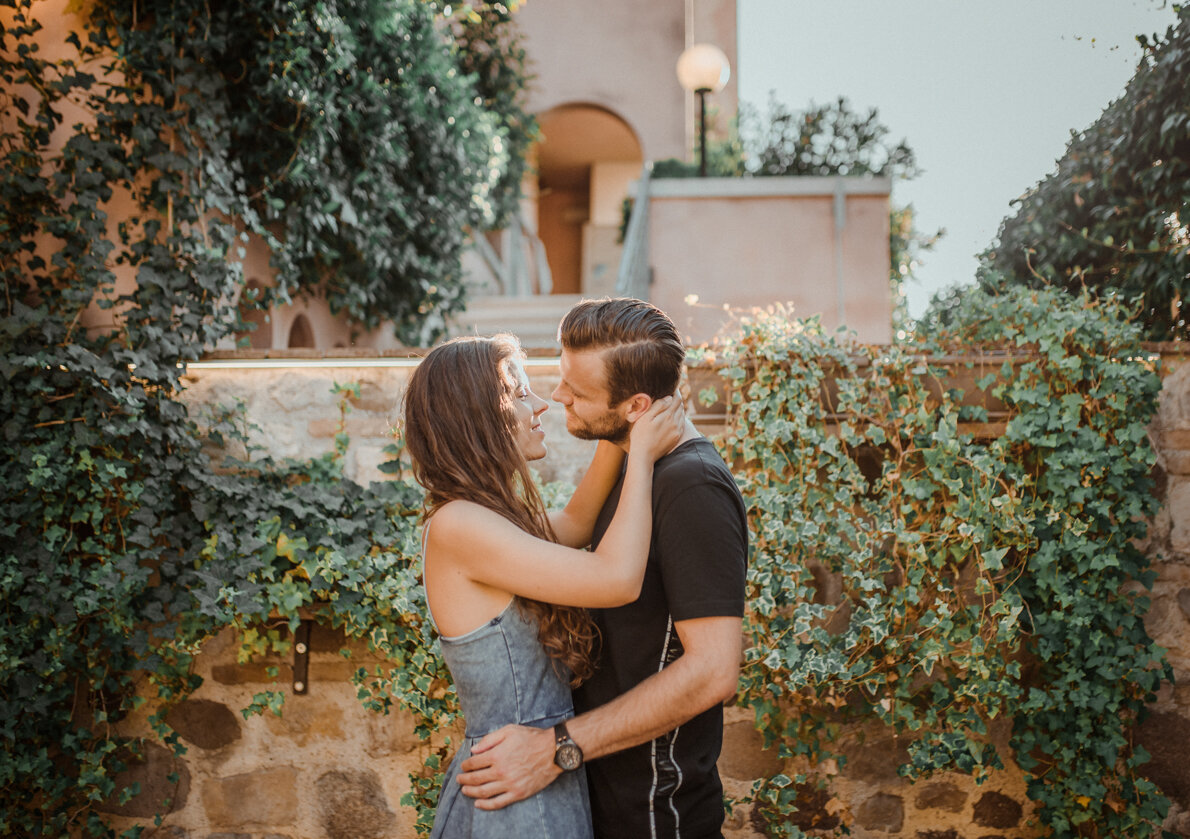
left=573, top=437, right=748, bottom=839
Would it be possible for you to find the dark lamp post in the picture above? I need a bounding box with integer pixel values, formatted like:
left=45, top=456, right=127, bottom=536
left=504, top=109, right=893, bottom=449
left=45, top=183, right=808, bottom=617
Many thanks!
left=676, top=44, right=731, bottom=177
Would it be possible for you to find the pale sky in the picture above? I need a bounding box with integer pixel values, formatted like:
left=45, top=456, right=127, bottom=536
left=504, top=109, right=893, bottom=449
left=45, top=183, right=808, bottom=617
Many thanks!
left=736, top=0, right=1179, bottom=317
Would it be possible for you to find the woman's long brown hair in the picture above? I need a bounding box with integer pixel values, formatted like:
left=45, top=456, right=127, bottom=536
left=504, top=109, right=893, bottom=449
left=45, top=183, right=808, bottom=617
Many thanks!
left=402, top=335, right=597, bottom=686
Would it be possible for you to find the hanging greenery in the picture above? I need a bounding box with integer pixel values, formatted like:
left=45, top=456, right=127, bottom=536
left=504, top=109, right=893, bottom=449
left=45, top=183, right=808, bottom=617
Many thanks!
left=715, top=285, right=1171, bottom=837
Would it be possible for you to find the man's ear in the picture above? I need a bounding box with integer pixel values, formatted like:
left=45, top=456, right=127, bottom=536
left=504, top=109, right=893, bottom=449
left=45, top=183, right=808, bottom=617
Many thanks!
left=622, top=393, right=653, bottom=423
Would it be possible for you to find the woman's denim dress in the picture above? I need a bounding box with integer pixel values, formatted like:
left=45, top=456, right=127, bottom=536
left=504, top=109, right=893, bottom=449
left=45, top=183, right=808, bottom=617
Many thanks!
left=430, top=599, right=593, bottom=838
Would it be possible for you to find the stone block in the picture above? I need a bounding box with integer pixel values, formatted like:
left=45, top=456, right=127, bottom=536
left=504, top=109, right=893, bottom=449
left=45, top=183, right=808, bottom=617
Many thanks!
left=263, top=698, right=345, bottom=746
left=717, top=719, right=784, bottom=781
left=856, top=792, right=904, bottom=832
left=316, top=769, right=398, bottom=839
left=165, top=699, right=242, bottom=751
left=348, top=378, right=401, bottom=414
left=914, top=781, right=967, bottom=813
left=271, top=372, right=337, bottom=413
left=1179, top=587, right=1190, bottom=620
left=350, top=442, right=396, bottom=486
left=748, top=783, right=839, bottom=832
left=1144, top=598, right=1185, bottom=657
left=202, top=767, right=298, bottom=829
left=843, top=734, right=910, bottom=783
left=1162, top=450, right=1190, bottom=476
left=345, top=414, right=396, bottom=440
left=1155, top=364, right=1190, bottom=428
left=211, top=662, right=293, bottom=685
left=98, top=741, right=190, bottom=818
left=311, top=659, right=376, bottom=682
left=972, top=791, right=1023, bottom=828
left=1164, top=802, right=1190, bottom=835
left=1167, top=478, right=1190, bottom=555
left=916, top=832, right=959, bottom=839
left=309, top=623, right=351, bottom=653
left=364, top=706, right=424, bottom=757
left=1159, top=429, right=1190, bottom=451
left=308, top=418, right=343, bottom=439
left=1138, top=710, right=1190, bottom=806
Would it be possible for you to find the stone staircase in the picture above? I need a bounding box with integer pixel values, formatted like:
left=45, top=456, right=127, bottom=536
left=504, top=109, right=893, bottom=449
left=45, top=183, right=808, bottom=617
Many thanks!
left=448, top=293, right=585, bottom=348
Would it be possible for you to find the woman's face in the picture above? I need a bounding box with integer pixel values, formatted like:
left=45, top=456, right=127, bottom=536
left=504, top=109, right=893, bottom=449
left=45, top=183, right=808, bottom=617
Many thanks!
left=505, top=357, right=550, bottom=461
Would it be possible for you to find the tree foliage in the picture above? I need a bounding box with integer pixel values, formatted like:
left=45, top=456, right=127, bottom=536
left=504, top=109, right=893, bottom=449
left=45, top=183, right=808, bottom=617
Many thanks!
left=740, top=95, right=917, bottom=179
left=0, top=0, right=524, bottom=833
left=986, top=7, right=1190, bottom=340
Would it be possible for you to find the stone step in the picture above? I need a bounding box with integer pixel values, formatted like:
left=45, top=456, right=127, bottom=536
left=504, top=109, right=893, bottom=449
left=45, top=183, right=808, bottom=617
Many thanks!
left=449, top=293, right=584, bottom=347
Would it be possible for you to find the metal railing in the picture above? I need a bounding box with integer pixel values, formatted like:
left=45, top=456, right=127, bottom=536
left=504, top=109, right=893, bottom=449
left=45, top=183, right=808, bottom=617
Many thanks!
left=615, top=163, right=652, bottom=300
left=471, top=212, right=553, bottom=296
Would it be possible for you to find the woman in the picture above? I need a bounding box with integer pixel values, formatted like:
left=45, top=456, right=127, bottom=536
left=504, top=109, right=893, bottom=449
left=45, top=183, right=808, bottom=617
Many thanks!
left=402, top=334, right=683, bottom=838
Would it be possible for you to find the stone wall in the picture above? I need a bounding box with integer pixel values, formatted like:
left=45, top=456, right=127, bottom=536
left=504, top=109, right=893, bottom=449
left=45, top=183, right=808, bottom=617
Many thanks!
left=1134, top=353, right=1190, bottom=837
left=103, top=625, right=441, bottom=839
left=178, top=354, right=597, bottom=489
left=116, top=351, right=1190, bottom=838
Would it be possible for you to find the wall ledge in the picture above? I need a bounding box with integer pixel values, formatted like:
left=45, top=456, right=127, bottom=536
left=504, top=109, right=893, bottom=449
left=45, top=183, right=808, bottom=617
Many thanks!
left=646, top=174, right=892, bottom=199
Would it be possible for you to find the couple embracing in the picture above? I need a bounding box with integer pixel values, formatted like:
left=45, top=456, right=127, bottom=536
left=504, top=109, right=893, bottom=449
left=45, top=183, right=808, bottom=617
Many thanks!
left=403, top=298, right=748, bottom=839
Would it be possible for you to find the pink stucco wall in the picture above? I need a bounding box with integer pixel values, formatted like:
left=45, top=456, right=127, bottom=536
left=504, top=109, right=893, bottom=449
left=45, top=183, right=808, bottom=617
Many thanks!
left=647, top=176, right=894, bottom=345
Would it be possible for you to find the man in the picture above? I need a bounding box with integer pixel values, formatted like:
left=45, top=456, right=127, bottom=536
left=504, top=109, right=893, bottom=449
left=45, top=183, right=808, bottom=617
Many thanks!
left=456, top=298, right=749, bottom=839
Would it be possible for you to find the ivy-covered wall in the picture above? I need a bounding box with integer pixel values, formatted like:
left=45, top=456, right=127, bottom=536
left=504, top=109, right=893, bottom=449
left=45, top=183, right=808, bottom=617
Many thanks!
left=130, top=293, right=1190, bottom=839
left=6, top=293, right=1189, bottom=837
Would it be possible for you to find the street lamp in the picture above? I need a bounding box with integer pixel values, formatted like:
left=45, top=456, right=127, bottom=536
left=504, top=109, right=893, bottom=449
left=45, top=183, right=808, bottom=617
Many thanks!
left=676, top=43, right=731, bottom=177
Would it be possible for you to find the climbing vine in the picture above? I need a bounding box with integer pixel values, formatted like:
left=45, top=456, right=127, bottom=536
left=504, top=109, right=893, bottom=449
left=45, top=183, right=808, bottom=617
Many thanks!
left=714, top=286, right=1171, bottom=837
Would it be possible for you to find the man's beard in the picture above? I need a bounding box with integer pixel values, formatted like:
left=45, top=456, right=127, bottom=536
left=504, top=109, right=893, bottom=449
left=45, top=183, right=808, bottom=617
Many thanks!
left=568, top=411, right=630, bottom=445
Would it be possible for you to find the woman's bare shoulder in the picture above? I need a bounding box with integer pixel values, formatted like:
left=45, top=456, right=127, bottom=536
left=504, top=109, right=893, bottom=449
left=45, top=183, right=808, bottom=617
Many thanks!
left=429, top=499, right=510, bottom=535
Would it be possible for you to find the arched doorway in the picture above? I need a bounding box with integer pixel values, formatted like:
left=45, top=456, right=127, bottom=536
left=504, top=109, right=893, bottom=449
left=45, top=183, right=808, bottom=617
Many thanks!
left=533, top=104, right=643, bottom=296
left=287, top=314, right=315, bottom=349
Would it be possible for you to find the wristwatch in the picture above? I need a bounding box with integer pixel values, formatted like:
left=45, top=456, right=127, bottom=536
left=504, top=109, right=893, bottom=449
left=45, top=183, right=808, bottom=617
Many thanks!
left=552, top=721, right=584, bottom=771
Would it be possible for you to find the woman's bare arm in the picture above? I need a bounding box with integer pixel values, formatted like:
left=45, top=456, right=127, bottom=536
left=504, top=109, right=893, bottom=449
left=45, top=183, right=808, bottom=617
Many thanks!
left=548, top=441, right=625, bottom=548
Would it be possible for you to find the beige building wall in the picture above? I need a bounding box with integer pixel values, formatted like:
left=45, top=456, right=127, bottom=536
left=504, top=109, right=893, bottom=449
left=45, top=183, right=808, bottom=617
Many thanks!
left=648, top=176, right=894, bottom=345
left=517, top=0, right=739, bottom=164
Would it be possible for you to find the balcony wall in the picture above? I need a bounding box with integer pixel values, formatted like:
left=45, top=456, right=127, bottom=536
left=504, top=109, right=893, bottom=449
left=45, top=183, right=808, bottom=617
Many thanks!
left=647, top=176, right=894, bottom=346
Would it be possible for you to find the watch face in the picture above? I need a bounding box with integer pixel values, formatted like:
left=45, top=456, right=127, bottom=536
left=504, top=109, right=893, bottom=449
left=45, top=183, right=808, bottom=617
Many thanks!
left=555, top=743, right=583, bottom=771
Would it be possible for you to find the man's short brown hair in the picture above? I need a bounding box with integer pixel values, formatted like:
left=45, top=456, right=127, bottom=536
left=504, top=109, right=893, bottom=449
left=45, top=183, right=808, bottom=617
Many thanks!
left=558, top=298, right=685, bottom=406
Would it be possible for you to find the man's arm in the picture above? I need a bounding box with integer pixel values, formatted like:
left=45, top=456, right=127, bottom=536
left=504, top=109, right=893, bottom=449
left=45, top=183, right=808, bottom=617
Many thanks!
left=456, top=615, right=741, bottom=810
